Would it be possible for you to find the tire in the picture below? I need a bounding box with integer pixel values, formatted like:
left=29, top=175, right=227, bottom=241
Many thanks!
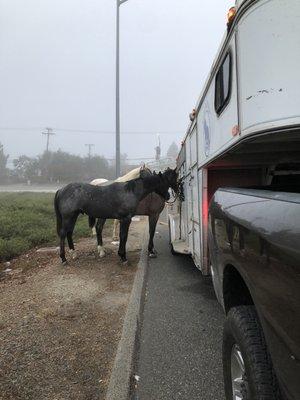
left=223, top=305, right=282, bottom=400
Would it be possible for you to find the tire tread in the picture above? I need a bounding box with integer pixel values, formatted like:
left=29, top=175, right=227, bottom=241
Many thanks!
left=223, top=305, right=282, bottom=400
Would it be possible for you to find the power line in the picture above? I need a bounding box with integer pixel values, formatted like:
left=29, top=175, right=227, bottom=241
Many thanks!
left=0, top=126, right=182, bottom=135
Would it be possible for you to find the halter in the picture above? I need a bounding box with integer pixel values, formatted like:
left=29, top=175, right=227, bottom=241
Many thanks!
left=165, top=190, right=178, bottom=204
left=165, top=181, right=184, bottom=204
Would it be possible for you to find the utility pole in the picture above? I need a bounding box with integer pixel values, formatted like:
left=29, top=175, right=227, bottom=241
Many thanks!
left=116, top=0, right=130, bottom=178
left=155, top=134, right=161, bottom=161
left=42, top=127, right=55, bottom=153
left=85, top=143, right=95, bottom=159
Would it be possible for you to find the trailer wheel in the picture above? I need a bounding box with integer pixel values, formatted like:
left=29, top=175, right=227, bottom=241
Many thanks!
left=223, top=306, right=282, bottom=400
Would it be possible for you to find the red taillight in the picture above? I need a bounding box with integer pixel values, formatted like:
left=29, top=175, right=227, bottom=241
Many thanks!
left=202, top=197, right=209, bottom=228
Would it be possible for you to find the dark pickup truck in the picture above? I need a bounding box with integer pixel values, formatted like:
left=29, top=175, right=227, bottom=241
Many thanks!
left=208, top=188, right=300, bottom=400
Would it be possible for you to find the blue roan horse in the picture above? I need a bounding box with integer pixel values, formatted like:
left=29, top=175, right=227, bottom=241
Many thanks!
left=54, top=168, right=178, bottom=264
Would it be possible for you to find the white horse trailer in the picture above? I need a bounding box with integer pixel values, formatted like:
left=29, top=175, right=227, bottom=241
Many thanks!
left=168, top=0, right=300, bottom=275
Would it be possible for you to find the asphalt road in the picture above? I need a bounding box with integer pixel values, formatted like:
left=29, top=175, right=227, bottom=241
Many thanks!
left=133, top=224, right=225, bottom=400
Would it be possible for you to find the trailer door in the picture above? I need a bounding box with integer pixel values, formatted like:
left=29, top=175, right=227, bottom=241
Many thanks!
left=189, top=124, right=201, bottom=266
left=185, top=134, right=193, bottom=252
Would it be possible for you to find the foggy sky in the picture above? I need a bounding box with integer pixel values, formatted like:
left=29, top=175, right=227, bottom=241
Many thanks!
left=0, top=0, right=233, bottom=166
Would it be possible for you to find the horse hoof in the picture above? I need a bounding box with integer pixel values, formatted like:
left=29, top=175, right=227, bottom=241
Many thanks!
left=69, top=250, right=77, bottom=259
left=149, top=252, right=157, bottom=258
left=121, top=260, right=128, bottom=266
left=62, top=260, right=68, bottom=266
left=98, top=246, right=106, bottom=258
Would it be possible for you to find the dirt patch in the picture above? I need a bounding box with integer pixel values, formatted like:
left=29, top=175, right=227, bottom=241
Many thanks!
left=0, top=219, right=146, bottom=400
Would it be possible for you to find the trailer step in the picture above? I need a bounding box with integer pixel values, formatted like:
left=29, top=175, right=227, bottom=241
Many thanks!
left=172, top=240, right=190, bottom=255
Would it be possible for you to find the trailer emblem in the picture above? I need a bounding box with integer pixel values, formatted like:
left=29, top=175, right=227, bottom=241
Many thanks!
left=203, top=105, right=211, bottom=157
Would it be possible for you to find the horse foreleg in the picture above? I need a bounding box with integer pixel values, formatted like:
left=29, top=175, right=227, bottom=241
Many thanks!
left=96, top=218, right=106, bottom=257
left=112, top=219, right=119, bottom=241
left=148, top=213, right=160, bottom=258
left=118, top=217, right=132, bottom=264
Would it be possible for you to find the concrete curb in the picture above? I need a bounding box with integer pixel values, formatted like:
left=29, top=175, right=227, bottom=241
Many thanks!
left=105, top=229, right=149, bottom=400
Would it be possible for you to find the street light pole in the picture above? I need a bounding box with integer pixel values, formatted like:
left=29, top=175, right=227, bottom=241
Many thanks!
left=116, top=0, right=129, bottom=178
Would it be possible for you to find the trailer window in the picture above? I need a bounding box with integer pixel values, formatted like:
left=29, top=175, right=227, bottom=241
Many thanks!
left=215, top=53, right=231, bottom=115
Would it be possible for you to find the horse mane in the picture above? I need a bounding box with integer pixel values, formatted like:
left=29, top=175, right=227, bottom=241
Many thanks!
left=115, top=166, right=141, bottom=183
left=90, top=166, right=152, bottom=187
left=124, top=179, right=137, bottom=192
left=124, top=171, right=159, bottom=192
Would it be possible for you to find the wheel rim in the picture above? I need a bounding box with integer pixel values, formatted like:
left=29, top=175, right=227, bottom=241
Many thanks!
left=231, top=344, right=247, bottom=400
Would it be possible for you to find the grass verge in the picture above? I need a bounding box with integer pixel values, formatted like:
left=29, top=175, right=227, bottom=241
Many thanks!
left=0, top=192, right=97, bottom=261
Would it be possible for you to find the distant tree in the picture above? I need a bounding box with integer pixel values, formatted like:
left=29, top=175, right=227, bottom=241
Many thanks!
left=166, top=142, right=179, bottom=159
left=84, top=155, right=111, bottom=181
left=40, top=150, right=84, bottom=182
left=10, top=149, right=115, bottom=184
left=37, top=150, right=114, bottom=183
left=0, top=143, right=9, bottom=183
left=13, top=155, right=39, bottom=182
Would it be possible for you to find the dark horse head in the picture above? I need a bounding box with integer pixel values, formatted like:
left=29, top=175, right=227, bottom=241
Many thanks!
left=153, top=168, right=179, bottom=201
left=139, top=165, right=152, bottom=179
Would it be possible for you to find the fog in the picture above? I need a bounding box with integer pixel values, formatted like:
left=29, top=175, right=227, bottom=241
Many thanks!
left=0, top=0, right=233, bottom=167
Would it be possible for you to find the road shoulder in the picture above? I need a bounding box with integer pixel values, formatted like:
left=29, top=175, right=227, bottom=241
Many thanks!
left=105, top=228, right=149, bottom=400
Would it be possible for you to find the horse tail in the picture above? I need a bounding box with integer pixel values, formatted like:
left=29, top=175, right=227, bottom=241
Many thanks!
left=54, top=190, right=62, bottom=236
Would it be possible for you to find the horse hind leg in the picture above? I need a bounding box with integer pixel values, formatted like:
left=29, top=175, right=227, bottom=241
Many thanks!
left=89, top=216, right=97, bottom=236
left=67, top=232, right=77, bottom=259
left=59, top=229, right=67, bottom=264
left=67, top=232, right=75, bottom=250
left=61, top=213, right=78, bottom=263
left=96, top=218, right=106, bottom=258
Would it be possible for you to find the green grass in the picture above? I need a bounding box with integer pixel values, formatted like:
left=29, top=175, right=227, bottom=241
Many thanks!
left=0, top=192, right=93, bottom=261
